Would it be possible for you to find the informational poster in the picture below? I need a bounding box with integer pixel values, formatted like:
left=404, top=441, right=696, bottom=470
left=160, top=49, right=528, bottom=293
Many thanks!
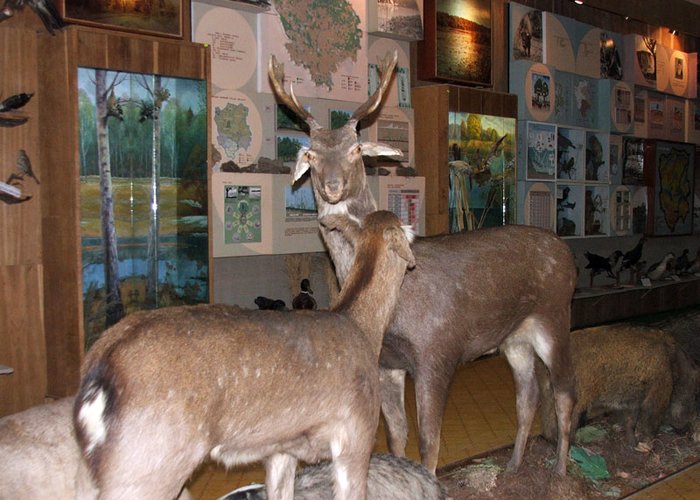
left=191, top=2, right=258, bottom=91
left=212, top=173, right=325, bottom=257
left=256, top=0, right=369, bottom=102
left=372, top=176, right=426, bottom=236
left=223, top=184, right=262, bottom=244
left=212, top=173, right=274, bottom=257
left=368, top=36, right=412, bottom=108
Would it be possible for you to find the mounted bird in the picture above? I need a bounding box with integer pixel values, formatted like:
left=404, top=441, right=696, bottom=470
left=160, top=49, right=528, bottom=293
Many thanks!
left=0, top=0, right=67, bottom=34
left=619, top=236, right=646, bottom=284
left=583, top=250, right=622, bottom=288
left=646, top=253, right=676, bottom=281
left=292, top=278, right=317, bottom=310
left=0, top=92, right=33, bottom=113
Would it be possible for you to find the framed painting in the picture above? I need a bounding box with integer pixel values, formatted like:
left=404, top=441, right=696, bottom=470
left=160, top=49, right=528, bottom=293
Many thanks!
left=64, top=0, right=182, bottom=38
left=644, top=140, right=695, bottom=236
left=417, top=0, right=492, bottom=86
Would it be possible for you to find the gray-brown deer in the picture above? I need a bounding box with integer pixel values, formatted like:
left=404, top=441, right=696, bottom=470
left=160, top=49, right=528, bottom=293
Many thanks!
left=73, top=211, right=415, bottom=500
left=269, top=52, right=577, bottom=476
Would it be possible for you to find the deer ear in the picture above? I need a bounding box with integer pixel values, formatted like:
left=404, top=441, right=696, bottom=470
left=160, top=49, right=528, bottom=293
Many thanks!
left=292, top=147, right=311, bottom=183
left=360, top=142, right=403, bottom=158
left=385, top=226, right=416, bottom=269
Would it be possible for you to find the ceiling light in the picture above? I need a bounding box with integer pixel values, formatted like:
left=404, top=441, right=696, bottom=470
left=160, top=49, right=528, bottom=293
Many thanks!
left=574, top=0, right=584, bottom=4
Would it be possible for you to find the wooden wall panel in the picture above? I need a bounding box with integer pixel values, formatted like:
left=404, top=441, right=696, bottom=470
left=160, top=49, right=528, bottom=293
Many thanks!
left=0, top=265, right=47, bottom=416
left=39, top=29, right=83, bottom=398
left=0, top=26, right=47, bottom=416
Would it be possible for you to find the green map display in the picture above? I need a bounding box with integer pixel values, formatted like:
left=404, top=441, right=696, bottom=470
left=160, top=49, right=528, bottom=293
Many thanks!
left=214, top=103, right=253, bottom=159
left=224, top=185, right=262, bottom=244
left=274, top=0, right=362, bottom=90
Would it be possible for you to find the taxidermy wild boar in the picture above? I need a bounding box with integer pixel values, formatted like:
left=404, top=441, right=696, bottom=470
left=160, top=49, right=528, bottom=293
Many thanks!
left=538, top=324, right=699, bottom=446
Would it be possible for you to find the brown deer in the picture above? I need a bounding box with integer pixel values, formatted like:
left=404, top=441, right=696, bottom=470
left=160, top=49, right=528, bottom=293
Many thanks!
left=268, top=52, right=577, bottom=476
left=73, top=211, right=415, bottom=500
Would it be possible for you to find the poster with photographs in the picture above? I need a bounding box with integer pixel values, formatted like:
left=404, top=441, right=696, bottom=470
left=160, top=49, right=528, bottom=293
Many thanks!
left=526, top=122, right=556, bottom=180
left=556, top=183, right=583, bottom=237
left=556, top=127, right=585, bottom=181
left=510, top=3, right=542, bottom=62
left=367, top=0, right=423, bottom=41
left=600, top=31, right=624, bottom=80
left=212, top=173, right=273, bottom=257
left=622, top=136, right=645, bottom=185
left=584, top=185, right=609, bottom=236
left=612, top=82, right=633, bottom=132
left=585, top=131, right=608, bottom=182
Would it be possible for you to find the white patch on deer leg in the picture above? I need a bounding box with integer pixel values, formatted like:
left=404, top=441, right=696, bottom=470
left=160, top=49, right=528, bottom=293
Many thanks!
left=77, top=389, right=108, bottom=454
left=331, top=437, right=351, bottom=496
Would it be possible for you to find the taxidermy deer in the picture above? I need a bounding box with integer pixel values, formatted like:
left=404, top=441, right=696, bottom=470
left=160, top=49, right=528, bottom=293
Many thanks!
left=269, top=51, right=577, bottom=476
left=73, top=210, right=415, bottom=500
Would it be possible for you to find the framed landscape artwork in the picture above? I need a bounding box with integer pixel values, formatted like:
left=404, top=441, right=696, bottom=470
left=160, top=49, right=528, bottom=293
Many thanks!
left=64, top=0, right=182, bottom=38
left=417, top=0, right=492, bottom=86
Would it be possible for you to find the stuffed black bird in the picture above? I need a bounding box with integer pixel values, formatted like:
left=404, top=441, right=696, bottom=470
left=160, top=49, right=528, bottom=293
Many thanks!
left=620, top=237, right=646, bottom=272
left=254, top=296, right=286, bottom=311
left=675, top=248, right=690, bottom=274
left=583, top=250, right=622, bottom=287
left=292, top=278, right=317, bottom=310
left=0, top=0, right=67, bottom=35
left=0, top=92, right=33, bottom=113
left=619, top=236, right=646, bottom=284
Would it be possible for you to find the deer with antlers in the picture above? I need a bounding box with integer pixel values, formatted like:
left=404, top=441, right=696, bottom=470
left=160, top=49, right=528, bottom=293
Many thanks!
left=268, top=52, right=578, bottom=477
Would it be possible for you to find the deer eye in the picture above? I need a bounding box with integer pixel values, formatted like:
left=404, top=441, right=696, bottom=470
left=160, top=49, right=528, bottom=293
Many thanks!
left=305, top=150, right=318, bottom=165
left=348, top=144, right=362, bottom=160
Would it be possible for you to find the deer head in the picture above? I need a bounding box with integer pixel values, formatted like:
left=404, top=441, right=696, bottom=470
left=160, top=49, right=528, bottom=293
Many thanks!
left=268, top=52, right=402, bottom=205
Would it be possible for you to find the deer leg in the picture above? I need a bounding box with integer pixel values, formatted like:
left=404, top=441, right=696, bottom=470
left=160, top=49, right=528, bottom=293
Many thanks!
left=379, top=368, right=408, bottom=457
left=502, top=341, right=539, bottom=474
left=533, top=324, right=576, bottom=477
left=330, top=421, right=374, bottom=500
left=414, top=367, right=454, bottom=474
left=265, top=453, right=297, bottom=500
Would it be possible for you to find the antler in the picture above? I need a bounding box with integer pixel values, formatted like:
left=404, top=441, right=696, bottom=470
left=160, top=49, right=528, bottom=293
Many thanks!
left=268, top=55, right=321, bottom=130
left=346, top=50, right=398, bottom=130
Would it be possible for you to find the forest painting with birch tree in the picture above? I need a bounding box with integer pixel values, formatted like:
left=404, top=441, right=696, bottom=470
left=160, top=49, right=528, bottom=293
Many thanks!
left=78, top=68, right=209, bottom=349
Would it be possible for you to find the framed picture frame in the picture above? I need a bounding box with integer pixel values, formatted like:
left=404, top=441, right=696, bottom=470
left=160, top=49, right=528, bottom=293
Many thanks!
left=417, top=0, right=492, bottom=86
left=644, top=140, right=695, bottom=236
left=526, top=121, right=556, bottom=181
left=63, top=0, right=182, bottom=38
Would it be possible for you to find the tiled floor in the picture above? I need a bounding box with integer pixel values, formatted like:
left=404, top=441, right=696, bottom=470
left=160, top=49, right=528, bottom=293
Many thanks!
left=186, top=355, right=700, bottom=499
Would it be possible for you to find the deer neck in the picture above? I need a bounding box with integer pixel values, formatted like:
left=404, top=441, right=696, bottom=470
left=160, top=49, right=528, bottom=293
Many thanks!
left=331, top=248, right=404, bottom=358
left=316, top=179, right=377, bottom=287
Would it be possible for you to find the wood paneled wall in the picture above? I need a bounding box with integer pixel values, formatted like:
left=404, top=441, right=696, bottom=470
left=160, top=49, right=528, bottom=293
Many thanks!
left=0, top=27, right=47, bottom=415
left=1, top=12, right=209, bottom=415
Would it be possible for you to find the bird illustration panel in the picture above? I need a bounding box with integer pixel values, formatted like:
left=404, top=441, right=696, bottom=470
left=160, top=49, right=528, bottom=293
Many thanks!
left=526, top=121, right=556, bottom=181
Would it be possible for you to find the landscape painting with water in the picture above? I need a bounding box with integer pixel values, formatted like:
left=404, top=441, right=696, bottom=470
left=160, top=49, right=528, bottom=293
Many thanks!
left=78, top=68, right=208, bottom=349
left=436, top=0, right=491, bottom=85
